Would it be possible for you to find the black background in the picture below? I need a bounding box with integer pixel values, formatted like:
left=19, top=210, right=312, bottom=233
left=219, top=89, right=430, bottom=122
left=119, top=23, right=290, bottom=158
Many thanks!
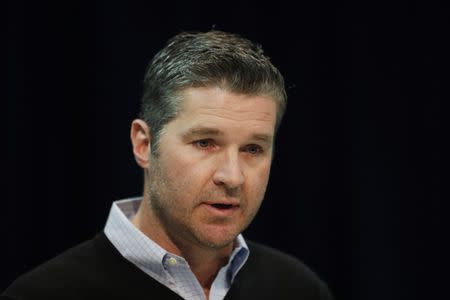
left=5, top=1, right=446, bottom=299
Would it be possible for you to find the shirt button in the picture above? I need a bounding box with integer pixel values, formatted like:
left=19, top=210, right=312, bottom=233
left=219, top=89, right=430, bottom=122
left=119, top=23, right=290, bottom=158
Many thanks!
left=167, top=257, right=178, bottom=266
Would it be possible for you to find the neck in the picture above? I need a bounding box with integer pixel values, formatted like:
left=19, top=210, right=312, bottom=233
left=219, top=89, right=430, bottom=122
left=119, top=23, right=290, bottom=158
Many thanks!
left=178, top=242, right=231, bottom=288
left=132, top=197, right=233, bottom=295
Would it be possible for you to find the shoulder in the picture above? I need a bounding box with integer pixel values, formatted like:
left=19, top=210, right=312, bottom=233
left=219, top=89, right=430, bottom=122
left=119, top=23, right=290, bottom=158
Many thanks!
left=3, top=233, right=185, bottom=300
left=228, top=240, right=333, bottom=299
left=2, top=233, right=130, bottom=299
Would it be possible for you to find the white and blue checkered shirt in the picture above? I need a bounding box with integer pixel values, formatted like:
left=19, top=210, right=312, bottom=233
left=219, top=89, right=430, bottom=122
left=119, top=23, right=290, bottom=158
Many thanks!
left=104, top=197, right=250, bottom=300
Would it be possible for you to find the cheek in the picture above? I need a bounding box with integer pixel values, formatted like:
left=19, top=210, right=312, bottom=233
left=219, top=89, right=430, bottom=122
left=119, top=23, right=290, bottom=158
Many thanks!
left=246, top=164, right=271, bottom=199
left=257, top=161, right=272, bottom=184
left=161, top=154, right=212, bottom=195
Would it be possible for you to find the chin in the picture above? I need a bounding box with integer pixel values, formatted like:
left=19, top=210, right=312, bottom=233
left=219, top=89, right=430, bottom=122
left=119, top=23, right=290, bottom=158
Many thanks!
left=194, top=226, right=240, bottom=250
left=198, top=239, right=235, bottom=250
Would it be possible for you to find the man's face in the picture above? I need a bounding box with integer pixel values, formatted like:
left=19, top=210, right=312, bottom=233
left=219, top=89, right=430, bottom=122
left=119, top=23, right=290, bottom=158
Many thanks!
left=147, top=86, right=277, bottom=250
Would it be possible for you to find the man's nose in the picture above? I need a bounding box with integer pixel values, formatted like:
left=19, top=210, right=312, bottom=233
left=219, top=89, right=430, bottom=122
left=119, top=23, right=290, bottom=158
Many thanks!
left=212, top=149, right=245, bottom=188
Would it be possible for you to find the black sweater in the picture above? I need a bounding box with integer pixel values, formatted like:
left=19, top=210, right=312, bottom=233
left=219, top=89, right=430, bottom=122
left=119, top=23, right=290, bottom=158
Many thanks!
left=2, top=233, right=333, bottom=299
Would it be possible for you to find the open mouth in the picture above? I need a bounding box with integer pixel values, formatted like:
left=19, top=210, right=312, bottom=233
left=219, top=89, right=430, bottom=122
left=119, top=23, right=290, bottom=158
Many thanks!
left=203, top=202, right=239, bottom=216
left=211, top=203, right=234, bottom=209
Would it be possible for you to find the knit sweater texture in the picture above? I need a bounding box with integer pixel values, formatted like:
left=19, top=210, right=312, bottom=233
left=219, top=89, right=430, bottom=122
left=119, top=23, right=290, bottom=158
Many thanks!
left=2, top=233, right=333, bottom=300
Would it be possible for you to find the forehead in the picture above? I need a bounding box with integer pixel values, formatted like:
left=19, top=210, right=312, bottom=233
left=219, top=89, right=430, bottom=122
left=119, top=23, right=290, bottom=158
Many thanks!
left=175, top=87, right=277, bottom=128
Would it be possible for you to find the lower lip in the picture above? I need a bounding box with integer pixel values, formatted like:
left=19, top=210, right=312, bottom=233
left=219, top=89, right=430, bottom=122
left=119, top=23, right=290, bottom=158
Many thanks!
left=202, top=204, right=239, bottom=217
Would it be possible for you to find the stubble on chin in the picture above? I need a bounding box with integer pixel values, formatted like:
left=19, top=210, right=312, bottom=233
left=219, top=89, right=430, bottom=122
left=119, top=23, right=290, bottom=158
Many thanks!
left=144, top=155, right=264, bottom=251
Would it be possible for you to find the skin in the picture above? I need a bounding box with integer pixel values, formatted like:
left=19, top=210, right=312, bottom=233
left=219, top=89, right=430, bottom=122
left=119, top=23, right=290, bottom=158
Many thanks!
left=130, top=86, right=277, bottom=298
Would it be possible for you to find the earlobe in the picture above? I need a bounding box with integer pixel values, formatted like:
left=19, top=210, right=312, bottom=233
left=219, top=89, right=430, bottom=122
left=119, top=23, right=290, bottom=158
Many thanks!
left=130, top=119, right=152, bottom=168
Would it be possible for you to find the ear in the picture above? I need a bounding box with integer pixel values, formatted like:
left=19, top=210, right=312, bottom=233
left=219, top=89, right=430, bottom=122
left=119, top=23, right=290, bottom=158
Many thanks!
left=130, top=119, right=152, bottom=169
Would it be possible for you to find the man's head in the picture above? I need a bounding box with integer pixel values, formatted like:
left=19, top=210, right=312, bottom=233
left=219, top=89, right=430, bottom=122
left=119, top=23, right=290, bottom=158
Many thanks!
left=139, top=30, right=286, bottom=155
left=131, top=30, right=286, bottom=253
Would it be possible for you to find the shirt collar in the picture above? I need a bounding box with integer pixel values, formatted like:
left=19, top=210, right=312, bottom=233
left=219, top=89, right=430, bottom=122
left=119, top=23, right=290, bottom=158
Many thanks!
left=104, top=197, right=249, bottom=284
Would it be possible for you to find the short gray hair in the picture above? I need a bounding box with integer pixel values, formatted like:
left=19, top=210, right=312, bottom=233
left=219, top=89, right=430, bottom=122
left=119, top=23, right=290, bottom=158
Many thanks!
left=139, top=30, right=287, bottom=155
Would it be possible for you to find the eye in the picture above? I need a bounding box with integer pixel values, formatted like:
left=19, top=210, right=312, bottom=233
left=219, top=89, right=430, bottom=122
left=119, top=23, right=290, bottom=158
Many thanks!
left=244, top=144, right=264, bottom=155
left=193, top=139, right=215, bottom=150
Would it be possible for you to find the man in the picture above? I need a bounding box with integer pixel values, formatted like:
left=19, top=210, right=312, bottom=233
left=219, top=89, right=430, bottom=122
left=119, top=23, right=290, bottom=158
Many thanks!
left=2, top=31, right=333, bottom=300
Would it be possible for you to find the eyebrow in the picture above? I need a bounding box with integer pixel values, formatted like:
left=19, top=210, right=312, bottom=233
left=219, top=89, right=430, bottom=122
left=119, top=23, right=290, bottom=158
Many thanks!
left=181, top=127, right=224, bottom=138
left=181, top=126, right=273, bottom=144
left=251, top=133, right=273, bottom=144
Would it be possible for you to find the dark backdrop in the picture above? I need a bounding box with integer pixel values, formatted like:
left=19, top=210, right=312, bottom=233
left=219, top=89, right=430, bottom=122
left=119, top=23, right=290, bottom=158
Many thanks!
left=5, top=1, right=446, bottom=299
